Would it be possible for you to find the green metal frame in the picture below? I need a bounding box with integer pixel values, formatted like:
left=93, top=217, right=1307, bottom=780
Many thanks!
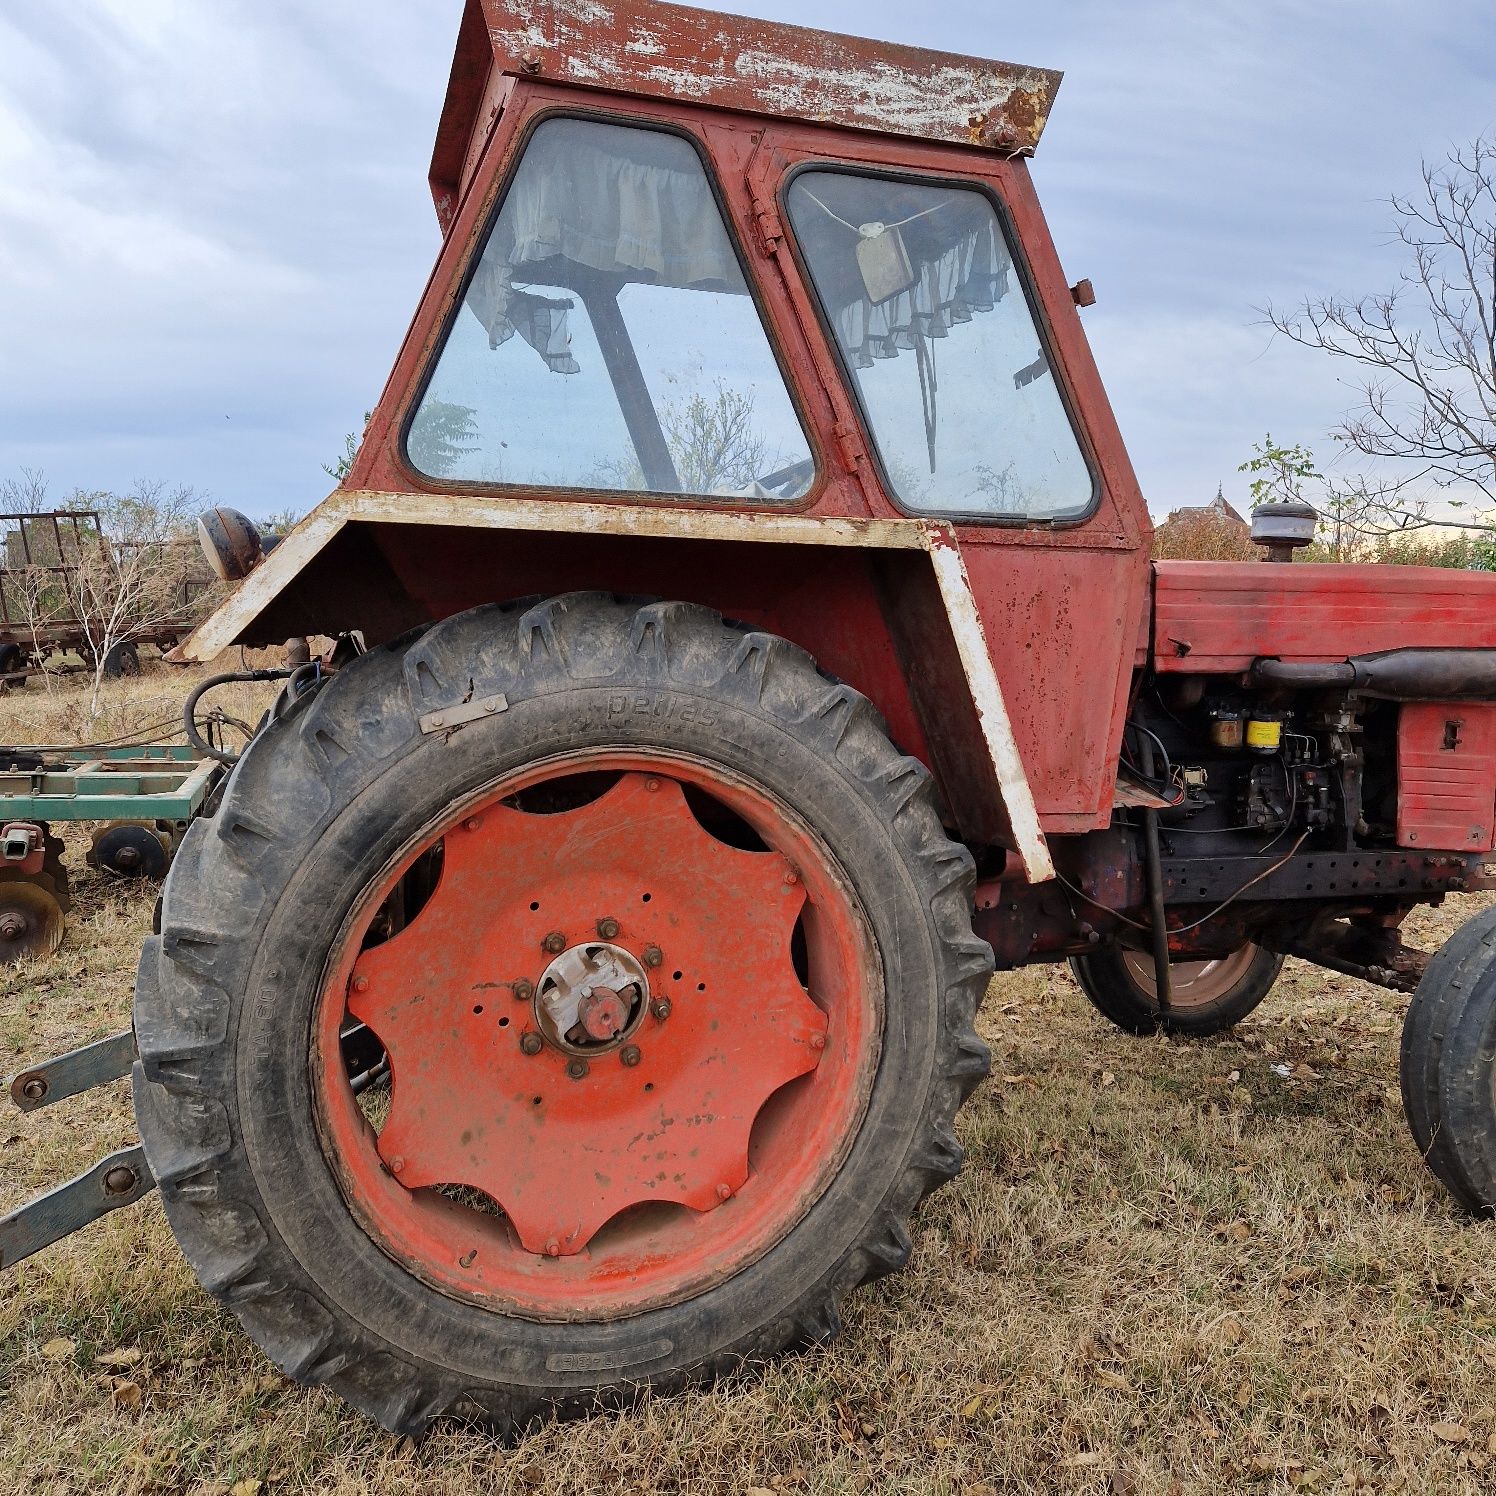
left=0, top=745, right=222, bottom=822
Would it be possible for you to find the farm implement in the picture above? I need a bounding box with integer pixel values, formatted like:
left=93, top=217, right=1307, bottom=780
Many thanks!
left=9, top=0, right=1496, bottom=1441
left=0, top=743, right=224, bottom=961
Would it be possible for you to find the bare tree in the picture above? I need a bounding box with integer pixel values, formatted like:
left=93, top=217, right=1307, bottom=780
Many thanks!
left=1266, top=138, right=1496, bottom=533
left=58, top=482, right=206, bottom=720
left=0, top=468, right=52, bottom=516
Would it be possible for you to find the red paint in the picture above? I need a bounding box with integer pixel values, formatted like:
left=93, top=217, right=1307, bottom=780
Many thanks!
left=1398, top=702, right=1496, bottom=852
left=315, top=753, right=876, bottom=1317
left=1153, top=561, right=1496, bottom=674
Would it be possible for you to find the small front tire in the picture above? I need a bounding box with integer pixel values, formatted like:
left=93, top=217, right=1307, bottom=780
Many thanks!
left=1070, top=942, right=1284, bottom=1037
left=1400, top=906, right=1496, bottom=1213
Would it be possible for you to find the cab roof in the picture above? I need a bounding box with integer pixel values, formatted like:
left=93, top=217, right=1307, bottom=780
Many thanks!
left=430, top=0, right=1062, bottom=229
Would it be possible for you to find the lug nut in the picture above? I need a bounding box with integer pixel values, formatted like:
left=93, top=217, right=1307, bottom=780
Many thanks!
left=716, top=1183, right=733, bottom=1202
left=389, top=1156, right=406, bottom=1175
left=19, top=1076, right=47, bottom=1102
left=464, top=816, right=482, bottom=832
left=784, top=868, right=800, bottom=886
left=352, top=974, right=369, bottom=993
left=566, top=1058, right=590, bottom=1081
left=513, top=978, right=535, bottom=1003
left=597, top=917, right=620, bottom=939
left=620, top=1045, right=641, bottom=1068
left=542, top=931, right=567, bottom=954
left=642, top=944, right=663, bottom=968
left=651, top=998, right=672, bottom=1022
left=520, top=1031, right=544, bottom=1056
left=544, top=1237, right=560, bottom=1257
left=810, top=1033, right=826, bottom=1051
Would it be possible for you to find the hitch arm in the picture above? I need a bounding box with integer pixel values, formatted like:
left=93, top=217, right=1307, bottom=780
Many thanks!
left=0, top=1146, right=155, bottom=1269
left=10, top=1029, right=136, bottom=1111
left=2, top=1028, right=158, bottom=1270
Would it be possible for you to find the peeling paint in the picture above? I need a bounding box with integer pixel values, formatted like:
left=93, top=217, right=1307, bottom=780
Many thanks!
left=480, top=0, right=1061, bottom=154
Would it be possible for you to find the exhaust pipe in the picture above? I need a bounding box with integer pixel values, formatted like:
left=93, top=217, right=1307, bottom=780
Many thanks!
left=1252, top=648, right=1496, bottom=701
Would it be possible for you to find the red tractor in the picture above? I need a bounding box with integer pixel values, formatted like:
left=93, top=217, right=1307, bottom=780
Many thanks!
left=11, top=0, right=1496, bottom=1438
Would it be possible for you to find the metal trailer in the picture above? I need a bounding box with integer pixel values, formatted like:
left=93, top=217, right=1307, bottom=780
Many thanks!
left=0, top=511, right=211, bottom=683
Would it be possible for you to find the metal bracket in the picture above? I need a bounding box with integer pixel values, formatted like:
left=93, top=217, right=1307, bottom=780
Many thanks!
left=419, top=693, right=509, bottom=736
left=9, top=1029, right=136, bottom=1112
left=0, top=1145, right=155, bottom=1270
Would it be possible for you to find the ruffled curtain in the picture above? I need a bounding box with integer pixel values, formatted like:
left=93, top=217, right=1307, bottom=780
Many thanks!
left=832, top=223, right=1011, bottom=370
left=463, top=119, right=747, bottom=371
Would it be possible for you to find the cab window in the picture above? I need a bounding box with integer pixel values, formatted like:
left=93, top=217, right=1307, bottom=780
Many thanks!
left=784, top=169, right=1093, bottom=521
left=406, top=118, right=815, bottom=501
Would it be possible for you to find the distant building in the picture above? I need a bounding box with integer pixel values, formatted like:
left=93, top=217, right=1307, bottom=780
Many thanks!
left=1152, top=486, right=1256, bottom=561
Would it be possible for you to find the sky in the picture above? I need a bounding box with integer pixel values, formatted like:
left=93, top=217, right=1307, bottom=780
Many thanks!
left=1, top=0, right=1493, bottom=522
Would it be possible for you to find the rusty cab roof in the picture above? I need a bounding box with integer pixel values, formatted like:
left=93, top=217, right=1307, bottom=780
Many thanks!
left=429, top=0, right=1062, bottom=233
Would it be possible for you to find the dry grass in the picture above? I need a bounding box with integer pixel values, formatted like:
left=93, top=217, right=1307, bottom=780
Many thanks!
left=5, top=669, right=1496, bottom=1494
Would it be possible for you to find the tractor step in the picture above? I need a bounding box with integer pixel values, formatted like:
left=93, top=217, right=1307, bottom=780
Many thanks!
left=0, top=1145, right=155, bottom=1270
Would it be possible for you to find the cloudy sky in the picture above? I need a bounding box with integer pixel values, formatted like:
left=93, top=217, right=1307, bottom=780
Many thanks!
left=1, top=0, right=1492, bottom=521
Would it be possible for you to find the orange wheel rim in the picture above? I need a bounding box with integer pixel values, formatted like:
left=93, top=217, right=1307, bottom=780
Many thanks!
left=313, top=752, right=880, bottom=1319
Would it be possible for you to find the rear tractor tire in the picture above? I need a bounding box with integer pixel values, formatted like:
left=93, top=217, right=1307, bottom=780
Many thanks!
left=1400, top=905, right=1496, bottom=1214
left=1069, top=942, right=1284, bottom=1037
left=133, top=594, right=993, bottom=1435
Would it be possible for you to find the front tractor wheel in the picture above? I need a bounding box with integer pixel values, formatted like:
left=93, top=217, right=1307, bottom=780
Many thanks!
left=1069, top=942, right=1284, bottom=1037
left=1400, top=906, right=1496, bottom=1213
left=133, top=596, right=992, bottom=1435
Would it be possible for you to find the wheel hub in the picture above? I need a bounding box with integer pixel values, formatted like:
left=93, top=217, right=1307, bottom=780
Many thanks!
left=343, top=772, right=830, bottom=1259
left=535, top=941, right=648, bottom=1053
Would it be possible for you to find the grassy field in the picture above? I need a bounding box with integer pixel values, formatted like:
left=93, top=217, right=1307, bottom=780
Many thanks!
left=4, top=666, right=1496, bottom=1494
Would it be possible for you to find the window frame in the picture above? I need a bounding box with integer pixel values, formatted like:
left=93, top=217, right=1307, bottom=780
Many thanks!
left=397, top=108, right=825, bottom=509
left=778, top=159, right=1101, bottom=529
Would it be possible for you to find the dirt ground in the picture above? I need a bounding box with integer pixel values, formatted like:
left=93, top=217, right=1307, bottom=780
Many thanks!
left=4, top=666, right=1496, bottom=1495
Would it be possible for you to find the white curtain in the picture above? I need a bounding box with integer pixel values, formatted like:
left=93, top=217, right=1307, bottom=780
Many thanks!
left=462, top=119, right=746, bottom=371
left=832, top=223, right=1011, bottom=370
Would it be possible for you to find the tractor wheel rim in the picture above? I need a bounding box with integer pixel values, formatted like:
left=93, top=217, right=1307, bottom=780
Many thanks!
left=1121, top=943, right=1259, bottom=1007
left=313, top=751, right=880, bottom=1320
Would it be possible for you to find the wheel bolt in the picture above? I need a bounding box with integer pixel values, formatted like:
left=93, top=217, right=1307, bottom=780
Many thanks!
left=597, top=917, right=620, bottom=939
left=566, top=1058, right=589, bottom=1081
left=645, top=778, right=660, bottom=792
left=389, top=1156, right=405, bottom=1175
left=642, top=944, right=663, bottom=968
left=19, top=1076, right=47, bottom=1102
left=352, top=974, right=369, bottom=993
left=542, top=931, right=566, bottom=954
left=520, top=1031, right=544, bottom=1056
left=620, top=1045, right=641, bottom=1067
left=784, top=868, right=800, bottom=887
left=464, top=816, right=482, bottom=833
left=810, top=1033, right=826, bottom=1051
left=651, top=999, right=672, bottom=1022
left=513, top=978, right=535, bottom=1003
left=544, top=1238, right=560, bottom=1257
left=103, top=1166, right=138, bottom=1197
left=716, top=1183, right=733, bottom=1202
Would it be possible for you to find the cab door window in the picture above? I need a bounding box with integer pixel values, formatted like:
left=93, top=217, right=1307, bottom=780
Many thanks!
left=784, top=169, right=1093, bottom=521
left=407, top=118, right=815, bottom=501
